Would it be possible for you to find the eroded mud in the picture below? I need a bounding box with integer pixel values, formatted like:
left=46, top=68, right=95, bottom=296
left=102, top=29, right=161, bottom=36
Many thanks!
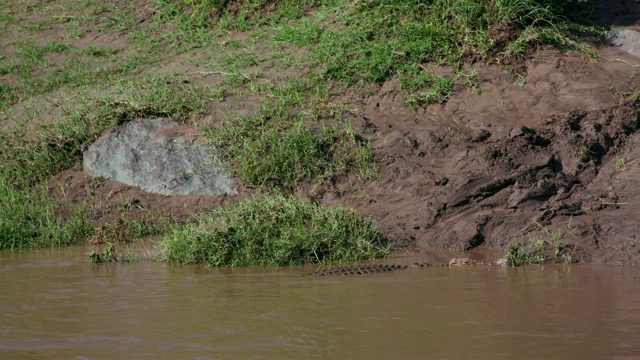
left=345, top=100, right=640, bottom=264
left=318, top=50, right=640, bottom=265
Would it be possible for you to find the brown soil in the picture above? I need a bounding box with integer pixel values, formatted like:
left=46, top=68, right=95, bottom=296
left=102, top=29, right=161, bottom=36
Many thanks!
left=40, top=4, right=640, bottom=266
left=324, top=47, right=640, bottom=266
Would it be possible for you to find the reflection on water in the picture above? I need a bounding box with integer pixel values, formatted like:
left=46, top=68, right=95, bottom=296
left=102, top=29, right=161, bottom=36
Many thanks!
left=1, top=246, right=640, bottom=359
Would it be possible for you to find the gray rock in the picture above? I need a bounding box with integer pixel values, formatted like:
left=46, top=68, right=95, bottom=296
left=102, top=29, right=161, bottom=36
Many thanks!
left=606, top=28, right=640, bottom=58
left=83, top=118, right=237, bottom=196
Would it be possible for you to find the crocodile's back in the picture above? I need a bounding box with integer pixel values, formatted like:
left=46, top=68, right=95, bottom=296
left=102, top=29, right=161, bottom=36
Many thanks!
left=306, top=264, right=409, bottom=276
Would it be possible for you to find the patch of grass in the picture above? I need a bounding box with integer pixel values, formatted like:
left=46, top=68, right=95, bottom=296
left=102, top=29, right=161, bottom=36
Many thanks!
left=0, top=44, right=162, bottom=108
left=275, top=0, right=598, bottom=103
left=13, top=41, right=46, bottom=65
left=306, top=3, right=575, bottom=65
left=505, top=234, right=546, bottom=267
left=0, top=181, right=92, bottom=251
left=403, top=74, right=456, bottom=107
left=90, top=75, right=211, bottom=122
left=0, top=75, right=207, bottom=250
left=205, top=77, right=377, bottom=188
left=43, top=41, right=71, bottom=53
left=152, top=0, right=317, bottom=41
left=0, top=84, right=19, bottom=109
left=88, top=214, right=172, bottom=245
left=2, top=76, right=208, bottom=188
left=505, top=220, right=571, bottom=266
left=613, top=153, right=630, bottom=172
left=0, top=11, right=15, bottom=35
left=612, top=144, right=636, bottom=173
left=214, top=116, right=374, bottom=188
left=160, top=194, right=390, bottom=266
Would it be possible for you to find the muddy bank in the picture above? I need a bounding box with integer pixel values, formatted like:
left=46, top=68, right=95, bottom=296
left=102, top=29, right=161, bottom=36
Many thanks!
left=49, top=47, right=640, bottom=266
left=304, top=50, right=640, bottom=265
left=340, top=99, right=640, bottom=265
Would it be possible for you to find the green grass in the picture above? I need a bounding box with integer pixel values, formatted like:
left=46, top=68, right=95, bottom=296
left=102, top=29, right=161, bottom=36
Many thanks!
left=0, top=41, right=155, bottom=109
left=303, top=0, right=595, bottom=98
left=147, top=0, right=600, bottom=105
left=88, top=242, right=119, bottom=263
left=0, top=181, right=92, bottom=250
left=160, top=194, right=391, bottom=266
left=204, top=77, right=377, bottom=188
left=504, top=220, right=571, bottom=266
left=0, top=75, right=208, bottom=250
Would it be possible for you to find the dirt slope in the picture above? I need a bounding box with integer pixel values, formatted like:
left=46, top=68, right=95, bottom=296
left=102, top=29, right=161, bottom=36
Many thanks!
left=295, top=47, right=640, bottom=265
left=56, top=44, right=640, bottom=264
left=42, top=6, right=640, bottom=265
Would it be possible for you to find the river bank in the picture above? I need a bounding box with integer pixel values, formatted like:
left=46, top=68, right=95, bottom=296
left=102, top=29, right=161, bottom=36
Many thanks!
left=2, top=0, right=640, bottom=265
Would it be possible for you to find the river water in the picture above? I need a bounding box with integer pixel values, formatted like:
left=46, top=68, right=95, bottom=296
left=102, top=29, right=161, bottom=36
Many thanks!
left=1, top=245, right=639, bottom=359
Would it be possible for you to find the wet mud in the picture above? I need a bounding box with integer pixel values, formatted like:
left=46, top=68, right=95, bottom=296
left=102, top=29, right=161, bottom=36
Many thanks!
left=323, top=50, right=640, bottom=266
left=347, top=99, right=640, bottom=265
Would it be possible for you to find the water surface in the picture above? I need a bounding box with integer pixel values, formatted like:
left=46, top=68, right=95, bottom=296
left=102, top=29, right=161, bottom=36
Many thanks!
left=1, top=246, right=639, bottom=359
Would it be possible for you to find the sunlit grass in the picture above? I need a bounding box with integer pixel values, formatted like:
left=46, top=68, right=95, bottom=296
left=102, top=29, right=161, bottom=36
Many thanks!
left=160, top=194, right=391, bottom=266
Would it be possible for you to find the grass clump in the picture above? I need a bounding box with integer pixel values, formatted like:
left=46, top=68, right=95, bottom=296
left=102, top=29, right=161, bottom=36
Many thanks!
left=160, top=194, right=390, bottom=267
left=505, top=220, right=572, bottom=267
left=268, top=0, right=598, bottom=101
left=0, top=180, right=92, bottom=251
left=206, top=109, right=376, bottom=188
left=205, top=77, right=377, bottom=188
left=505, top=235, right=546, bottom=267
left=88, top=242, right=119, bottom=263
left=152, top=0, right=318, bottom=35
left=0, top=38, right=156, bottom=108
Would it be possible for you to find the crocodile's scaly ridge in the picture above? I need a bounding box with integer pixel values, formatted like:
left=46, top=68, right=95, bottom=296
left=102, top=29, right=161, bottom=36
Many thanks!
left=303, top=258, right=495, bottom=276
left=306, top=264, right=409, bottom=276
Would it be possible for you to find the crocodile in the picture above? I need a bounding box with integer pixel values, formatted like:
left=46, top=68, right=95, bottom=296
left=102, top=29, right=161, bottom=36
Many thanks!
left=304, top=258, right=497, bottom=276
left=306, top=264, right=411, bottom=276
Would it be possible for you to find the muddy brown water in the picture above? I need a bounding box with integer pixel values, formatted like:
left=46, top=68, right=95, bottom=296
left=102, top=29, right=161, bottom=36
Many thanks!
left=1, top=246, right=640, bottom=359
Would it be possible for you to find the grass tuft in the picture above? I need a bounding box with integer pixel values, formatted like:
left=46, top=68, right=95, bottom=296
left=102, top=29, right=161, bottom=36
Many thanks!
left=505, top=220, right=572, bottom=266
left=206, top=110, right=376, bottom=188
left=0, top=180, right=92, bottom=250
left=205, top=77, right=377, bottom=188
left=160, top=194, right=391, bottom=266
